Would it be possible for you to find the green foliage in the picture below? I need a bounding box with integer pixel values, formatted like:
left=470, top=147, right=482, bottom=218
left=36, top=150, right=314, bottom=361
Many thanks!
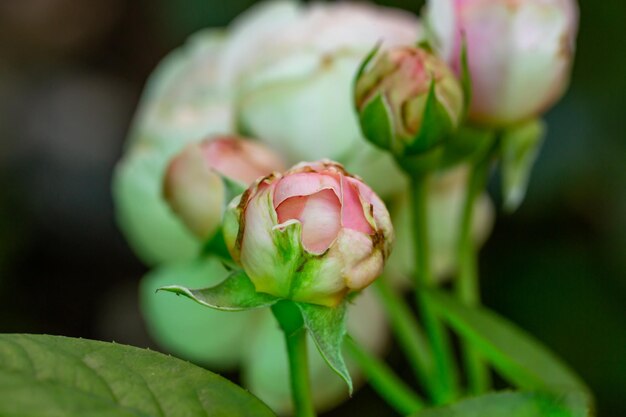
left=425, top=290, right=593, bottom=414
left=411, top=391, right=586, bottom=417
left=0, top=334, right=276, bottom=417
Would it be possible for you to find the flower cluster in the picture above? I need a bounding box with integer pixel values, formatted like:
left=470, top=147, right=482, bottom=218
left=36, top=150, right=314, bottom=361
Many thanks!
left=114, top=0, right=579, bottom=413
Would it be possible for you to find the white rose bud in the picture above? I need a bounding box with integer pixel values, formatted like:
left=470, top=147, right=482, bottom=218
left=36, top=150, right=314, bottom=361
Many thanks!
left=426, top=0, right=579, bottom=125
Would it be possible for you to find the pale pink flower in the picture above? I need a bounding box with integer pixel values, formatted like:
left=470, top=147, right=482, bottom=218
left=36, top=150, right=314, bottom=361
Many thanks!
left=426, top=0, right=579, bottom=125
left=224, top=160, right=393, bottom=307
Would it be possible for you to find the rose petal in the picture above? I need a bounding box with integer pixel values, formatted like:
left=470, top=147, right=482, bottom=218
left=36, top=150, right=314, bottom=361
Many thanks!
left=340, top=175, right=373, bottom=235
left=276, top=189, right=341, bottom=254
left=203, top=138, right=285, bottom=184
left=273, top=172, right=341, bottom=208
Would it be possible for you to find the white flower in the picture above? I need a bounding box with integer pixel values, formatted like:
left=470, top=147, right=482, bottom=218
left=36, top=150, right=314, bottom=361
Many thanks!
left=425, top=0, right=579, bottom=125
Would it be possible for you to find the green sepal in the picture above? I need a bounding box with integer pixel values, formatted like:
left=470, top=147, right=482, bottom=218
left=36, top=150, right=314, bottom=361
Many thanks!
left=459, top=36, right=472, bottom=118
left=202, top=228, right=234, bottom=263
left=410, top=391, right=591, bottom=417
left=404, top=79, right=454, bottom=155
left=425, top=289, right=593, bottom=405
left=296, top=300, right=353, bottom=395
left=222, top=175, right=247, bottom=203
left=355, top=43, right=382, bottom=85
left=395, top=145, right=445, bottom=179
left=416, top=39, right=434, bottom=53
left=358, top=93, right=395, bottom=152
left=500, top=119, right=546, bottom=212
left=439, top=126, right=497, bottom=170
left=158, top=269, right=279, bottom=311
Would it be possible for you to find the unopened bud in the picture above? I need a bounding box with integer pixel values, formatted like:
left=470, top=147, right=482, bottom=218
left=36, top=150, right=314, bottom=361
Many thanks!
left=223, top=160, right=394, bottom=307
left=164, top=136, right=285, bottom=240
left=355, top=46, right=463, bottom=156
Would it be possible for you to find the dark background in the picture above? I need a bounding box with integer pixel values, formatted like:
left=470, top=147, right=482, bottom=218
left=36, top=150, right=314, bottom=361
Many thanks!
left=0, top=0, right=623, bottom=416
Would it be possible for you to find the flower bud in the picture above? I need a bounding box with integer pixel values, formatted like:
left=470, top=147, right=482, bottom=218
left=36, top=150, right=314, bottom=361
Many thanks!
left=425, top=0, right=579, bottom=125
left=355, top=46, right=464, bottom=156
left=223, top=161, right=393, bottom=307
left=164, top=136, right=285, bottom=240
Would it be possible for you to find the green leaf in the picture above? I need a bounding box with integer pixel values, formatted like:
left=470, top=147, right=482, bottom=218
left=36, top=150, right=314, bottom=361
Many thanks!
left=158, top=269, right=278, bottom=311
left=405, top=80, right=454, bottom=155
left=0, top=334, right=276, bottom=417
left=411, top=391, right=590, bottom=417
left=425, top=290, right=593, bottom=405
left=501, top=119, right=546, bottom=212
left=296, top=301, right=353, bottom=394
left=359, top=93, right=395, bottom=152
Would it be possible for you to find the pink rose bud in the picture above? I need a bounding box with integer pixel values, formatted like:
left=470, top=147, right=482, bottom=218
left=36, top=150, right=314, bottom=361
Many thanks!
left=354, top=46, right=464, bottom=155
left=426, top=0, right=579, bottom=125
left=223, top=161, right=394, bottom=307
left=164, top=136, right=285, bottom=240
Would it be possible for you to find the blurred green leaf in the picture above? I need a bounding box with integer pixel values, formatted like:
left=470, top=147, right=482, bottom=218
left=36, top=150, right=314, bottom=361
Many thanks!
left=297, top=301, right=353, bottom=394
left=411, top=391, right=588, bottom=417
left=425, top=290, right=592, bottom=407
left=0, top=334, right=276, bottom=417
left=159, top=269, right=278, bottom=311
left=501, top=120, right=545, bottom=212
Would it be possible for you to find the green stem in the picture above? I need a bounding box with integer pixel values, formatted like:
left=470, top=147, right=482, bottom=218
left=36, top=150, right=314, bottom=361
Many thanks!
left=456, top=158, right=492, bottom=395
left=374, top=279, right=435, bottom=398
left=345, top=336, right=424, bottom=415
left=271, top=301, right=316, bottom=417
left=411, top=175, right=459, bottom=404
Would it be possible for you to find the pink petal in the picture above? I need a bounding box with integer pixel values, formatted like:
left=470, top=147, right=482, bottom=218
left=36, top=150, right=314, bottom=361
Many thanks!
left=340, top=175, right=374, bottom=235
left=203, top=138, right=285, bottom=184
left=276, top=189, right=341, bottom=254
left=273, top=172, right=341, bottom=208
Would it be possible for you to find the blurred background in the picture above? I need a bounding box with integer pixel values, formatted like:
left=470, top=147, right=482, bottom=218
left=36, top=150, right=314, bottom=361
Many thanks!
left=0, top=0, right=623, bottom=416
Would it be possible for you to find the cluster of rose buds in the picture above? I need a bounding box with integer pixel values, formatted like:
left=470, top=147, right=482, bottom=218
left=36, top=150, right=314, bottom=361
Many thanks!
left=115, top=0, right=581, bottom=411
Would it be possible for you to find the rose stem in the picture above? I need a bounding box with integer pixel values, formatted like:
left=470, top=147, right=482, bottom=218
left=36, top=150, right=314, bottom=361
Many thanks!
left=455, top=153, right=493, bottom=394
left=411, top=174, right=459, bottom=404
left=271, top=301, right=316, bottom=417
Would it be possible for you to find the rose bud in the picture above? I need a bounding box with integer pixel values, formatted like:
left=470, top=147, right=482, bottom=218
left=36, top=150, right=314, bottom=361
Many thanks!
left=354, top=46, right=464, bottom=156
left=223, top=161, right=394, bottom=307
left=425, top=0, right=579, bottom=125
left=164, top=136, right=285, bottom=241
